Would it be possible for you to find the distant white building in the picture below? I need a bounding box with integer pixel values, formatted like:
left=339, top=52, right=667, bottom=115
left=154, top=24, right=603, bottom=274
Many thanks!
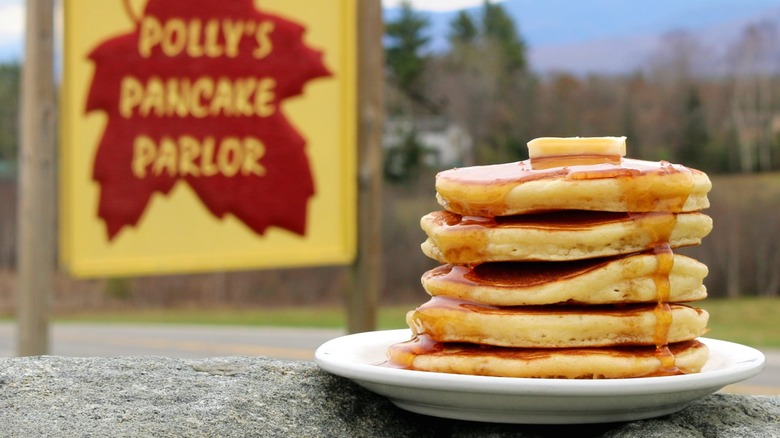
left=383, top=117, right=472, bottom=168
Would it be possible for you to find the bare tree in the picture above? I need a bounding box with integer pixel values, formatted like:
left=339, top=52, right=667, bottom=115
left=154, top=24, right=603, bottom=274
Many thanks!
left=644, top=30, right=714, bottom=161
left=728, top=21, right=779, bottom=172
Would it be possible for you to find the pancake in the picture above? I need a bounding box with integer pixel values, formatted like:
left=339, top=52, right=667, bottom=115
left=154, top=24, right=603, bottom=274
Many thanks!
left=421, top=253, right=708, bottom=306
left=406, top=297, right=709, bottom=348
left=435, top=158, right=711, bottom=217
left=420, top=210, right=712, bottom=265
left=386, top=137, right=713, bottom=380
left=386, top=335, right=709, bottom=379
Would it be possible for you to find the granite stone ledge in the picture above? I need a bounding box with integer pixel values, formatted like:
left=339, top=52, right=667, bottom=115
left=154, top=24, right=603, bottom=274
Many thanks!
left=0, top=356, right=777, bottom=437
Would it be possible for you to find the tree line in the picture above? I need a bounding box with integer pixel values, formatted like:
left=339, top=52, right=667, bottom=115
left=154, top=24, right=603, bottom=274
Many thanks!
left=383, top=1, right=780, bottom=179
left=381, top=1, right=780, bottom=300
left=0, top=63, right=20, bottom=170
left=1, top=2, right=779, bottom=305
left=1, top=3, right=777, bottom=175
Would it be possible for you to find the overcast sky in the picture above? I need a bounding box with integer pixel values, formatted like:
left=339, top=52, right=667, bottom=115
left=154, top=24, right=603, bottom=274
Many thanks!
left=0, top=0, right=492, bottom=61
left=0, top=1, right=23, bottom=39
left=382, top=0, right=502, bottom=11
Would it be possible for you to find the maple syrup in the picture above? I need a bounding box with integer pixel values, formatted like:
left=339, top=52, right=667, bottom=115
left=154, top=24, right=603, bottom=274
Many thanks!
left=385, top=335, right=442, bottom=369
left=396, top=151, right=703, bottom=377
left=436, top=157, right=696, bottom=216
left=425, top=258, right=611, bottom=289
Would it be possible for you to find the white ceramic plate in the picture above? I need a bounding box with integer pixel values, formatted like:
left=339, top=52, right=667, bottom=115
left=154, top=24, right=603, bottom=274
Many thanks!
left=315, top=329, right=766, bottom=424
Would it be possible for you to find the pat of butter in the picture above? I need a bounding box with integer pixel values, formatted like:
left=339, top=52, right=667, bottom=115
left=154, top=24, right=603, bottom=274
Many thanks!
left=527, top=136, right=627, bottom=159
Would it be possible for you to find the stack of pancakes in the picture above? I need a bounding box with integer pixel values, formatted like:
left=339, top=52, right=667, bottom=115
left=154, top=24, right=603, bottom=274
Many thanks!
left=387, top=137, right=713, bottom=379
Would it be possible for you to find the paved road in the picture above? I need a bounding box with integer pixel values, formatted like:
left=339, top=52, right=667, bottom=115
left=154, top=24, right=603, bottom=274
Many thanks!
left=0, top=323, right=342, bottom=361
left=0, top=322, right=777, bottom=395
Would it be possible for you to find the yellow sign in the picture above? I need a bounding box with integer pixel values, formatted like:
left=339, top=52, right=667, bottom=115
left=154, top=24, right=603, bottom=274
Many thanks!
left=60, top=0, right=356, bottom=277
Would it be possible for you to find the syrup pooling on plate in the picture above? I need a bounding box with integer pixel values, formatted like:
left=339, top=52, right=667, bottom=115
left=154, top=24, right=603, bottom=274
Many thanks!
left=327, top=335, right=761, bottom=422
left=385, top=334, right=442, bottom=369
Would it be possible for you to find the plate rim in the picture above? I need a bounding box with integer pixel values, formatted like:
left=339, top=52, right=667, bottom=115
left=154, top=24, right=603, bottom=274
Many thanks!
left=315, top=329, right=767, bottom=397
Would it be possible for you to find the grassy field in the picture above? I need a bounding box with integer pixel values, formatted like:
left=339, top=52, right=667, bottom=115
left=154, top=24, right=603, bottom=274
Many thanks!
left=703, top=297, right=780, bottom=348
left=51, top=297, right=780, bottom=348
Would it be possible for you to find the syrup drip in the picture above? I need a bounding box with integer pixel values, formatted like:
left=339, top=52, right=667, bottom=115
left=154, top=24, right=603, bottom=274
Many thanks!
left=602, top=160, right=689, bottom=374
left=384, top=334, right=442, bottom=369
left=433, top=210, right=683, bottom=267
left=652, top=244, right=679, bottom=375
left=394, top=152, right=700, bottom=378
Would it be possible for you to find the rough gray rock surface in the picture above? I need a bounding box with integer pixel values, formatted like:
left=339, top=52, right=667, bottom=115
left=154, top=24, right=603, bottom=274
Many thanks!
left=0, top=356, right=777, bottom=437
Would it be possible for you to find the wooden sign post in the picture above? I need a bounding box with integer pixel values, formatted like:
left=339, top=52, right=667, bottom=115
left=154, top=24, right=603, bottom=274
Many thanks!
left=348, top=0, right=384, bottom=333
left=17, top=0, right=57, bottom=356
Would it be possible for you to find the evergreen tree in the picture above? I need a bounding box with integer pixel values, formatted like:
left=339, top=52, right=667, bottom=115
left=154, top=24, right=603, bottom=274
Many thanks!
left=481, top=1, right=526, bottom=72
left=0, top=63, right=20, bottom=167
left=383, top=126, right=430, bottom=183
left=449, top=11, right=478, bottom=45
left=384, top=0, right=430, bottom=97
left=439, top=1, right=531, bottom=164
left=679, top=86, right=709, bottom=168
left=383, top=1, right=433, bottom=182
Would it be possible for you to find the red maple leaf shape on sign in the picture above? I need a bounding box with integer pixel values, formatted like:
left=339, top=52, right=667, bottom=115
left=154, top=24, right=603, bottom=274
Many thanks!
left=85, top=0, right=331, bottom=240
